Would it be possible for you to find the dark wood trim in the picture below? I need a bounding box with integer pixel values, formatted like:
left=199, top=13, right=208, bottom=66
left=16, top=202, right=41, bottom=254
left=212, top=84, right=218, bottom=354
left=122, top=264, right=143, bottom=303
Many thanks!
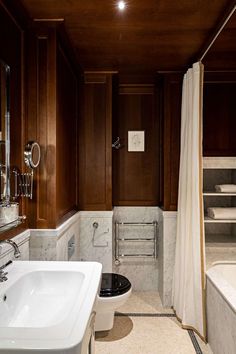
left=84, top=70, right=118, bottom=74
left=105, top=74, right=112, bottom=210
left=84, top=73, right=107, bottom=84
left=119, top=84, right=154, bottom=95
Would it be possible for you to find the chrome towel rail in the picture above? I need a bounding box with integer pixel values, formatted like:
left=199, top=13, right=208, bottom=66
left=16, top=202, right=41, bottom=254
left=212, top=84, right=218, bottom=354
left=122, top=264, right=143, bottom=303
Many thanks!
left=115, top=221, right=158, bottom=263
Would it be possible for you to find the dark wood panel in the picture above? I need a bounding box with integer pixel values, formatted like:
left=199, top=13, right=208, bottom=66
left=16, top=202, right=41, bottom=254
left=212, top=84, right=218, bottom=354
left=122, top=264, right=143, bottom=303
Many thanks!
left=26, top=27, right=57, bottom=228
left=56, top=43, right=78, bottom=221
left=79, top=73, right=112, bottom=210
left=0, top=2, right=27, bottom=239
left=160, top=73, right=182, bottom=211
left=26, top=23, right=79, bottom=228
left=203, top=72, right=236, bottom=156
left=113, top=84, right=159, bottom=206
left=25, top=35, right=48, bottom=227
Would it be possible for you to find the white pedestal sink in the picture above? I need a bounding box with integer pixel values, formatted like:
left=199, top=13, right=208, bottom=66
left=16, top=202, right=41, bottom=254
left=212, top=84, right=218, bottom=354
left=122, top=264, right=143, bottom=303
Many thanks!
left=0, top=261, right=102, bottom=354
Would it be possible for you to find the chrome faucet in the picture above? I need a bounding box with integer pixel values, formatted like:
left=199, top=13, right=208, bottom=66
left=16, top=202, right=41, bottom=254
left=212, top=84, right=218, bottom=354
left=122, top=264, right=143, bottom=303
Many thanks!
left=0, top=260, right=12, bottom=282
left=0, top=269, right=8, bottom=282
left=0, top=240, right=20, bottom=283
left=0, top=239, right=21, bottom=259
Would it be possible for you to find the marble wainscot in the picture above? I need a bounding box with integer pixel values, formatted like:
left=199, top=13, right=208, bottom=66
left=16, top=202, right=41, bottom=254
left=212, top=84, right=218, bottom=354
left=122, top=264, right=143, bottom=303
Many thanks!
left=0, top=230, right=30, bottom=266
left=29, top=212, right=80, bottom=261
left=78, top=211, right=113, bottom=272
left=158, top=210, right=177, bottom=307
left=113, top=207, right=159, bottom=291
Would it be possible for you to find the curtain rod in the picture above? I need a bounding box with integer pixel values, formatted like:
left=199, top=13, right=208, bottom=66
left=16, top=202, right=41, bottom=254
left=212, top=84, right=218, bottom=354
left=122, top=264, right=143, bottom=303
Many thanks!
left=199, top=4, right=236, bottom=61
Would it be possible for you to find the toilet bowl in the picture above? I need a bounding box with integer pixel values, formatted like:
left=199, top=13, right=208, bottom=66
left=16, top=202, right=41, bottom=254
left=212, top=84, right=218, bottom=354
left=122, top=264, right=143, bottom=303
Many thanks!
left=95, top=273, right=132, bottom=332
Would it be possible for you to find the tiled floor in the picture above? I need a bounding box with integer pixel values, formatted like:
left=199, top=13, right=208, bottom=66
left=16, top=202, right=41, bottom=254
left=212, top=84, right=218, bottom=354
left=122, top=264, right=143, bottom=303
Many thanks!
left=95, top=292, right=213, bottom=354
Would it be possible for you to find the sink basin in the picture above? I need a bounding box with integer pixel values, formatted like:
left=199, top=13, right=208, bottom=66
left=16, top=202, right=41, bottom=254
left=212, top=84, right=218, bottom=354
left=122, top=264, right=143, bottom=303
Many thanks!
left=0, top=261, right=102, bottom=353
left=0, top=270, right=85, bottom=328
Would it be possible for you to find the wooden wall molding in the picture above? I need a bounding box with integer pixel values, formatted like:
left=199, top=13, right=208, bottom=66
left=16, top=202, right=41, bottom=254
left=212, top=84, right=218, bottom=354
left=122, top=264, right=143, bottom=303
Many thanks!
left=84, top=73, right=107, bottom=84
left=119, top=84, right=154, bottom=95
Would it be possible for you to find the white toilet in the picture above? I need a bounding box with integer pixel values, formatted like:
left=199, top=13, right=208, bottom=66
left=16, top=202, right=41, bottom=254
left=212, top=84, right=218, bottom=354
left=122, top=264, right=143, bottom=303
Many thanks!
left=95, top=273, right=132, bottom=331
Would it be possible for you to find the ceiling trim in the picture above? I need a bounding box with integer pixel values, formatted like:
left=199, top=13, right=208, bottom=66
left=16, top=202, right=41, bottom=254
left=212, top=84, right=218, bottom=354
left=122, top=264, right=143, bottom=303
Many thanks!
left=33, top=18, right=64, bottom=22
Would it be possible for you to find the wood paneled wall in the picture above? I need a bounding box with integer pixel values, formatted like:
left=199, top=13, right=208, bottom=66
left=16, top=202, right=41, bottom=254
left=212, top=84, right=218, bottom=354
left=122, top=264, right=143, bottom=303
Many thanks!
left=78, top=73, right=112, bottom=210
left=26, top=23, right=79, bottom=228
left=203, top=72, right=236, bottom=156
left=112, top=84, right=160, bottom=206
left=56, top=43, right=78, bottom=222
left=159, top=73, right=182, bottom=211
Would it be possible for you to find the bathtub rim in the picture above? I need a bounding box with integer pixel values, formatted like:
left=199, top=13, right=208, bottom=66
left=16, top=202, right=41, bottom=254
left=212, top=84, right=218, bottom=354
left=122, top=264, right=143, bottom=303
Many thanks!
left=206, top=261, right=236, bottom=314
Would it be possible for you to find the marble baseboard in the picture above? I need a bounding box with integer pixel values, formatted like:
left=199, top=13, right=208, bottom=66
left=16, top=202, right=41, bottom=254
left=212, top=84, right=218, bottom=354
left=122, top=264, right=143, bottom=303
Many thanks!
left=0, top=230, right=30, bottom=267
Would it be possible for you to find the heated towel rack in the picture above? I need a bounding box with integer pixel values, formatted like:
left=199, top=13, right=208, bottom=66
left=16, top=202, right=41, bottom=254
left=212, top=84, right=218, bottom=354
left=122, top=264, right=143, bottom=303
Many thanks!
left=115, top=221, right=158, bottom=263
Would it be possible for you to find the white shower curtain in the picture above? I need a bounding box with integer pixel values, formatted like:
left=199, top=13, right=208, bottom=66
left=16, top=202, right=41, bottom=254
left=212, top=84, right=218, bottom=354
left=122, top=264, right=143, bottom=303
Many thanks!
left=172, top=62, right=206, bottom=340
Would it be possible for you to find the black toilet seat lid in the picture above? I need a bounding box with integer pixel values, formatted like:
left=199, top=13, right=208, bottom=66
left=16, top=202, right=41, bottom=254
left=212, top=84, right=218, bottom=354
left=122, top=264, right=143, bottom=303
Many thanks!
left=100, top=273, right=131, bottom=297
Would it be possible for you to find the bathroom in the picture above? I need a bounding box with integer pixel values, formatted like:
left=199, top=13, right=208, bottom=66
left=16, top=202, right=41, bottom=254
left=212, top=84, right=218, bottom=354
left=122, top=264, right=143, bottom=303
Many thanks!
left=0, top=0, right=236, bottom=353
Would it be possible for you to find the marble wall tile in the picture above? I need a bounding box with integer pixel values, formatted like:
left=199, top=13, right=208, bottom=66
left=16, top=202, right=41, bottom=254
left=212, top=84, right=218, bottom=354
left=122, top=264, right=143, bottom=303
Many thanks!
left=30, top=235, right=57, bottom=261
left=0, top=230, right=30, bottom=267
left=114, top=207, right=159, bottom=223
left=30, top=212, right=80, bottom=261
left=114, top=258, right=159, bottom=291
left=158, top=210, right=177, bottom=307
left=78, top=211, right=113, bottom=272
left=207, top=279, right=236, bottom=354
left=113, top=207, right=159, bottom=291
left=56, top=219, right=80, bottom=261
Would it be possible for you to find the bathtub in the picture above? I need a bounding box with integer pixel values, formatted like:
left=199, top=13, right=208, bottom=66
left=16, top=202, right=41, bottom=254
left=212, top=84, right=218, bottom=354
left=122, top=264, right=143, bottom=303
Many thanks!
left=206, top=262, right=236, bottom=354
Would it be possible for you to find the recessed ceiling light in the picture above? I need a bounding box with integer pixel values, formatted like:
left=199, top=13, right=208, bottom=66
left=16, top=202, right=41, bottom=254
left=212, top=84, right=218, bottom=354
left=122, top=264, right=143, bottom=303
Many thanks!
left=118, top=1, right=126, bottom=10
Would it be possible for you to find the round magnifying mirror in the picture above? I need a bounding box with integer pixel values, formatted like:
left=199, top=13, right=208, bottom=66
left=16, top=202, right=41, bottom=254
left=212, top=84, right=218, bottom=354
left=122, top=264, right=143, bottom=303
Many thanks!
left=24, top=141, right=41, bottom=169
